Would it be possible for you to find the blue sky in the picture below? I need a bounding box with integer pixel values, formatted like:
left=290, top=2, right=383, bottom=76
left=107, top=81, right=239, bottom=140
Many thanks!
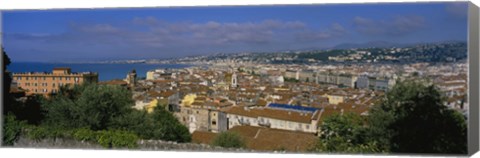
left=2, top=2, right=468, bottom=62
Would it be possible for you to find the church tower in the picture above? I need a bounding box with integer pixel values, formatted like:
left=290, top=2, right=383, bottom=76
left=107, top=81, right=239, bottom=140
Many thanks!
left=231, top=72, right=238, bottom=88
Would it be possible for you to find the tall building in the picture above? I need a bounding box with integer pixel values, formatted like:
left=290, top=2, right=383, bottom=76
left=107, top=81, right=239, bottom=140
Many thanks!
left=12, top=67, right=98, bottom=96
left=231, top=72, right=238, bottom=88
left=125, top=69, right=137, bottom=87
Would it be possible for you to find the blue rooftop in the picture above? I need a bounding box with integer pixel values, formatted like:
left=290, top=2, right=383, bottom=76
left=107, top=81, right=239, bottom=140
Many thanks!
left=267, top=103, right=319, bottom=113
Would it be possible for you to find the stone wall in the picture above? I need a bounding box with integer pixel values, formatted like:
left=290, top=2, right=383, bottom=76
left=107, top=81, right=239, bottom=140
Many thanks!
left=14, top=137, right=103, bottom=149
left=13, top=136, right=253, bottom=152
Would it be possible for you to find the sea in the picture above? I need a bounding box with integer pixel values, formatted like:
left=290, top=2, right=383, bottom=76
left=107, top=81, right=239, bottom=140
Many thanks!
left=8, top=62, right=193, bottom=81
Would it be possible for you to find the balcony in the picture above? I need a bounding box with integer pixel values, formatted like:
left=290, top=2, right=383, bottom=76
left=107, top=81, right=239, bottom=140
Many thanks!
left=258, top=120, right=271, bottom=127
left=238, top=119, right=250, bottom=125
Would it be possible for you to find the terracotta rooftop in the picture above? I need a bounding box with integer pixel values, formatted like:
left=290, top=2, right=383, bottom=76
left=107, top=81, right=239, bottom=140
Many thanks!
left=53, top=67, right=71, bottom=70
left=224, top=106, right=320, bottom=124
left=191, top=131, right=217, bottom=145
left=98, top=79, right=127, bottom=85
left=229, top=126, right=318, bottom=152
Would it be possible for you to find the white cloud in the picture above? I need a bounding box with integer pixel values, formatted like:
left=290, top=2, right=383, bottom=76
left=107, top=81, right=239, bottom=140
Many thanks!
left=353, top=15, right=426, bottom=36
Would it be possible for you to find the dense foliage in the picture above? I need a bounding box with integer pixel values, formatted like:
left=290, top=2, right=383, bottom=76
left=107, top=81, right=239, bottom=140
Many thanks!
left=42, top=83, right=191, bottom=143
left=3, top=47, right=13, bottom=117
left=370, top=80, right=467, bottom=154
left=42, top=83, right=134, bottom=130
left=313, top=80, right=467, bottom=154
left=2, top=114, right=26, bottom=145
left=314, top=113, right=383, bottom=153
left=211, top=132, right=245, bottom=148
left=111, top=105, right=191, bottom=142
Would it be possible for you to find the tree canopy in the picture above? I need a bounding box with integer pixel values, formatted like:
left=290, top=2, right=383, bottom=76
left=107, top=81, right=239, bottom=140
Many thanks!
left=369, top=80, right=467, bottom=154
left=42, top=83, right=191, bottom=142
left=313, top=80, right=467, bottom=154
left=314, top=112, right=383, bottom=153
left=42, top=83, right=134, bottom=130
left=111, top=104, right=191, bottom=142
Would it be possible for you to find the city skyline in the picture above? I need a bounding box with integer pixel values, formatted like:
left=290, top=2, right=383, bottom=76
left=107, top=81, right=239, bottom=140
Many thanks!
left=3, top=2, right=468, bottom=62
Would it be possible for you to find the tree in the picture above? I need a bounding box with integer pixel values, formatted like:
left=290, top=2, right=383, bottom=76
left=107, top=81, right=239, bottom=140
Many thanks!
left=110, top=104, right=191, bottom=143
left=42, top=83, right=134, bottom=130
left=211, top=132, right=245, bottom=148
left=41, top=83, right=191, bottom=143
left=368, top=80, right=467, bottom=154
left=3, top=47, right=14, bottom=116
left=150, top=104, right=191, bottom=142
left=8, top=95, right=46, bottom=125
left=313, top=112, right=383, bottom=153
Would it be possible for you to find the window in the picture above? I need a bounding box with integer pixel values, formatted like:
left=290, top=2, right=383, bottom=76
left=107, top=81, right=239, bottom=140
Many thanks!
left=34, top=89, right=38, bottom=92
left=74, top=77, right=79, bottom=82
left=26, top=77, right=29, bottom=80
left=34, top=77, right=37, bottom=80
left=306, top=125, right=310, bottom=129
left=66, top=77, right=71, bottom=81
left=43, top=77, right=46, bottom=80
left=34, top=83, right=37, bottom=86
left=59, top=77, right=62, bottom=80
left=196, top=111, right=199, bottom=114
left=52, top=77, right=56, bottom=80
left=53, top=83, right=56, bottom=87
left=17, top=76, right=22, bottom=80
left=212, top=120, right=217, bottom=125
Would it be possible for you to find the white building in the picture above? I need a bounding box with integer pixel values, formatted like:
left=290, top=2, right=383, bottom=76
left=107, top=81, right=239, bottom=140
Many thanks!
left=223, top=106, right=322, bottom=134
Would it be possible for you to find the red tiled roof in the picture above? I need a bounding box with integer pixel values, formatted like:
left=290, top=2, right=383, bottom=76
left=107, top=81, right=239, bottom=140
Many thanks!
left=229, top=126, right=318, bottom=152
left=225, top=106, right=320, bottom=123
left=53, top=67, right=71, bottom=70
left=98, top=79, right=127, bottom=85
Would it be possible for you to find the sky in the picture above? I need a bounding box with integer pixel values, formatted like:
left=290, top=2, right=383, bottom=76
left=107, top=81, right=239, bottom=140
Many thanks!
left=2, top=2, right=469, bottom=62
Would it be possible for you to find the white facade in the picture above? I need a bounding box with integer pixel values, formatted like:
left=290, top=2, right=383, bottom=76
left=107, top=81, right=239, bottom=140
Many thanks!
left=226, top=110, right=320, bottom=134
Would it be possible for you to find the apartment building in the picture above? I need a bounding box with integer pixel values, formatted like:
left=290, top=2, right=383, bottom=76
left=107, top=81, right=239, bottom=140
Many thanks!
left=224, top=104, right=322, bottom=134
left=12, top=67, right=98, bottom=96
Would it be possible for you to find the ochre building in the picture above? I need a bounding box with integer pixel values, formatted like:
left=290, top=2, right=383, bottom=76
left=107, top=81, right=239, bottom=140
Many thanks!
left=12, top=67, right=98, bottom=96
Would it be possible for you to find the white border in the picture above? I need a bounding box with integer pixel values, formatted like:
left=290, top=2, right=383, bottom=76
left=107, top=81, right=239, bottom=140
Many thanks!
left=0, top=0, right=478, bottom=158
left=0, top=0, right=474, bottom=10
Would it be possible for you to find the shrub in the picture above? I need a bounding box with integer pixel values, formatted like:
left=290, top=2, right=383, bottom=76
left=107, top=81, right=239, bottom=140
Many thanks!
left=73, top=128, right=97, bottom=142
left=2, top=114, right=26, bottom=145
left=96, top=130, right=138, bottom=149
left=25, top=126, right=49, bottom=141
left=211, top=132, right=245, bottom=148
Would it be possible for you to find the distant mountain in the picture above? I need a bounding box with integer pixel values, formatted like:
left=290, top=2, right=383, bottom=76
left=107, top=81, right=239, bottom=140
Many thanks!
left=332, top=41, right=413, bottom=49
left=332, top=40, right=468, bottom=50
